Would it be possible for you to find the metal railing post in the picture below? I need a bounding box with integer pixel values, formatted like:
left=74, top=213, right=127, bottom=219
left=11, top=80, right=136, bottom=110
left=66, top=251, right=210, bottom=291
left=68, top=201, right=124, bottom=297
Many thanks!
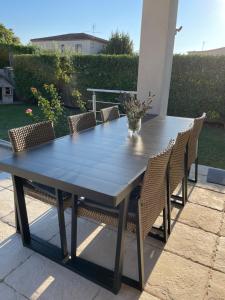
left=92, top=92, right=97, bottom=118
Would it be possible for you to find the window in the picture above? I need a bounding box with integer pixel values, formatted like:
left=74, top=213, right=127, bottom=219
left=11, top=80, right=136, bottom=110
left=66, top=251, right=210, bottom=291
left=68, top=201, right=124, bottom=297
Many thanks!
left=90, top=42, right=94, bottom=49
left=61, top=44, right=65, bottom=53
left=5, top=87, right=12, bottom=96
left=75, top=44, right=82, bottom=54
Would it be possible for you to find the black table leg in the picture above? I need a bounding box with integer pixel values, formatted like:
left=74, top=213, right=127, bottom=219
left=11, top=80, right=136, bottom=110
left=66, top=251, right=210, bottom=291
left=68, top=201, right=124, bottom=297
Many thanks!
left=13, top=188, right=20, bottom=233
left=56, top=189, right=68, bottom=260
left=113, top=196, right=129, bottom=294
left=12, top=176, right=30, bottom=244
left=71, top=195, right=78, bottom=259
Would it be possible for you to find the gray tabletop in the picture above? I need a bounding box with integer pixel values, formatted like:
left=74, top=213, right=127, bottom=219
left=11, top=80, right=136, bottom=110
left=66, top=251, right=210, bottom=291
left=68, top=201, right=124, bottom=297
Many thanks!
left=0, top=116, right=193, bottom=207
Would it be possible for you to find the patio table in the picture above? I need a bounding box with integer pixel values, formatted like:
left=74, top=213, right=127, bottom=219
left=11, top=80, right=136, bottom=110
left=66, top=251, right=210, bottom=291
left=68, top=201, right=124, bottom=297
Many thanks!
left=0, top=115, right=193, bottom=293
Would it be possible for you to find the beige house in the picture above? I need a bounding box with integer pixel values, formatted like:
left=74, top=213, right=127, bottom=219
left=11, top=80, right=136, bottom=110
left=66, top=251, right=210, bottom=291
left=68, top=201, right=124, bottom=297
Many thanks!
left=31, top=33, right=108, bottom=55
left=188, top=47, right=225, bottom=56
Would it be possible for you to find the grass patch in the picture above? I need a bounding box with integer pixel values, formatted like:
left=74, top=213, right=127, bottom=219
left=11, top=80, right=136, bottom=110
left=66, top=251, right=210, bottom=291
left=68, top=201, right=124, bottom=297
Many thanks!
left=0, top=104, right=76, bottom=140
left=0, top=104, right=224, bottom=169
left=198, top=124, right=225, bottom=169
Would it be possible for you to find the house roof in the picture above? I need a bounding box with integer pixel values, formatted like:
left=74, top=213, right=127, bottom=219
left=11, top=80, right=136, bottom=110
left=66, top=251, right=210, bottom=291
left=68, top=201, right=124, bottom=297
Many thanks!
left=188, top=46, right=225, bottom=55
left=0, top=75, right=13, bottom=88
left=31, top=33, right=108, bottom=44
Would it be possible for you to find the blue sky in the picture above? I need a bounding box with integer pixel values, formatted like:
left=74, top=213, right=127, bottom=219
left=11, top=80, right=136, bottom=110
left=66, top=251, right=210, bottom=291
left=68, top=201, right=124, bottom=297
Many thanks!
left=1, top=0, right=225, bottom=53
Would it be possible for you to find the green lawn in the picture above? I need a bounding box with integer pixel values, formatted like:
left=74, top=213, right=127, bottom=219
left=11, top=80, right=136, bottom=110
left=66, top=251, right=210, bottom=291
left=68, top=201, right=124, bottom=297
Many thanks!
left=0, top=104, right=225, bottom=169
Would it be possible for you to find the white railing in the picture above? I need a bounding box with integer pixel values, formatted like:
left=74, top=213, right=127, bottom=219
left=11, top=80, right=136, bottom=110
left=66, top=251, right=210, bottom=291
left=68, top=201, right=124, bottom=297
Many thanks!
left=87, top=88, right=137, bottom=118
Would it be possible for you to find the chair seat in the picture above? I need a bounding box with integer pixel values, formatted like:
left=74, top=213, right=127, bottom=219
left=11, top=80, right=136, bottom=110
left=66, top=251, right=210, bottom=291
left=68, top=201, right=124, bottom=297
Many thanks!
left=24, top=181, right=72, bottom=208
left=78, top=186, right=141, bottom=223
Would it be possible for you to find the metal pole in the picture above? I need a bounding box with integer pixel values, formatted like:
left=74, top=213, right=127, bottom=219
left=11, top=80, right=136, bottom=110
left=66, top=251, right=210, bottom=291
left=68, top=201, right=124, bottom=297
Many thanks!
left=92, top=92, right=96, bottom=117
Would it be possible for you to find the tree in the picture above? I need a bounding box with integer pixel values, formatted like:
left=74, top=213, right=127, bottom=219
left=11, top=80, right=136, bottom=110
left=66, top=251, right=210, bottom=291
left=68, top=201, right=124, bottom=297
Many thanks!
left=102, top=31, right=133, bottom=55
left=0, top=23, right=20, bottom=44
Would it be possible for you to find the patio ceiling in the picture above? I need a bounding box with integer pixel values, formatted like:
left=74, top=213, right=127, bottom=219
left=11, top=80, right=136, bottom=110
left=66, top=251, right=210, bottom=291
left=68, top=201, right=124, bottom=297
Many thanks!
left=137, top=0, right=179, bottom=116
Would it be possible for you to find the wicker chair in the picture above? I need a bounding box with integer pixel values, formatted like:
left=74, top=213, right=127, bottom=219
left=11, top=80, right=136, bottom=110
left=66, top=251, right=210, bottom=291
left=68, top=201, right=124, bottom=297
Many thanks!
left=9, top=121, right=72, bottom=234
left=187, top=113, right=206, bottom=183
left=68, top=112, right=96, bottom=134
left=100, top=106, right=120, bottom=123
left=71, top=140, right=174, bottom=290
left=167, top=127, right=192, bottom=233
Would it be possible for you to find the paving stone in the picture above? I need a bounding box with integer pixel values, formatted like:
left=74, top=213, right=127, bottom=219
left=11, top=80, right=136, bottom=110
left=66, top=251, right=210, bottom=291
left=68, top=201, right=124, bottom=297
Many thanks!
left=76, top=225, right=162, bottom=281
left=50, top=216, right=104, bottom=253
left=0, top=221, right=32, bottom=280
left=190, top=164, right=209, bottom=176
left=188, top=187, right=225, bottom=211
left=0, top=189, right=15, bottom=219
left=165, top=222, right=217, bottom=267
left=220, top=218, right=225, bottom=237
left=51, top=220, right=162, bottom=281
left=30, top=207, right=71, bottom=241
left=145, top=251, right=210, bottom=300
left=0, top=172, right=13, bottom=189
left=5, top=254, right=100, bottom=300
left=192, top=174, right=225, bottom=194
left=206, top=270, right=225, bottom=300
left=214, top=237, right=225, bottom=274
left=96, top=286, right=159, bottom=300
left=0, top=219, right=16, bottom=241
left=171, top=202, right=223, bottom=234
left=0, top=282, right=27, bottom=300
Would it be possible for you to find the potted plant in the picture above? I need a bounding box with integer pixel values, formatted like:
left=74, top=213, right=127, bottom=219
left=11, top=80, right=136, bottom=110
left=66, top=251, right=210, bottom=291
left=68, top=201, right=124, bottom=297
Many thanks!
left=122, top=92, right=154, bottom=136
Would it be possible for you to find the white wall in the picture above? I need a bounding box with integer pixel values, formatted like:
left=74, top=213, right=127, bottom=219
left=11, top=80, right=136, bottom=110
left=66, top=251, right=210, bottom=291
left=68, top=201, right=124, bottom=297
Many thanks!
left=137, top=0, right=179, bottom=116
left=32, top=40, right=105, bottom=54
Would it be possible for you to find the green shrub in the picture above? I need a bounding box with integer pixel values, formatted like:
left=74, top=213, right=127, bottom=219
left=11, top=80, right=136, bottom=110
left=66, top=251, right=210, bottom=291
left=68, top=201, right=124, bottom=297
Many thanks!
left=168, top=55, right=225, bottom=124
left=71, top=54, right=138, bottom=99
left=0, top=43, right=36, bottom=68
left=13, top=54, right=60, bottom=101
left=12, top=53, right=225, bottom=125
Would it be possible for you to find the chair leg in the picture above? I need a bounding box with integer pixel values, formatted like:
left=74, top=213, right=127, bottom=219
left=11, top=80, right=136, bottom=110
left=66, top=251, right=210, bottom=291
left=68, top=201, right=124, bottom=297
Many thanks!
left=182, top=178, right=185, bottom=206
left=56, top=190, right=68, bottom=260
left=136, top=201, right=144, bottom=291
left=163, top=207, right=168, bottom=243
left=188, top=157, right=198, bottom=183
left=71, top=195, right=78, bottom=260
left=166, top=168, right=171, bottom=235
left=195, top=157, right=198, bottom=183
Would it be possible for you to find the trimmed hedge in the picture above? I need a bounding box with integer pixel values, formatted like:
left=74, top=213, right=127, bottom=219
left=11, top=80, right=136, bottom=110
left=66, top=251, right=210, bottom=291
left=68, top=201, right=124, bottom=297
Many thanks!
left=13, top=54, right=60, bottom=101
left=12, top=54, right=225, bottom=123
left=0, top=43, right=36, bottom=68
left=168, top=55, right=225, bottom=123
left=72, top=54, right=138, bottom=99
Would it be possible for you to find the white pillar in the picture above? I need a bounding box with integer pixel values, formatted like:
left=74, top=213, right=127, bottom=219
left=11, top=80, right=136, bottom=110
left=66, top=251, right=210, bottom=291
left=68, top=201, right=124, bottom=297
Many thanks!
left=137, top=0, right=179, bottom=116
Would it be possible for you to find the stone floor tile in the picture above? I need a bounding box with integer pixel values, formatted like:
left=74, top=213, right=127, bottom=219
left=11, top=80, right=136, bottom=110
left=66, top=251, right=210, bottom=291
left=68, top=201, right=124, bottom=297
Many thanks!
left=5, top=254, right=100, bottom=300
left=206, top=270, right=225, bottom=300
left=171, top=202, right=223, bottom=234
left=0, top=221, right=32, bottom=280
left=145, top=251, right=210, bottom=300
left=188, top=187, right=225, bottom=211
left=220, top=218, right=225, bottom=237
left=30, top=207, right=71, bottom=242
left=0, top=219, right=16, bottom=241
left=0, top=282, right=27, bottom=300
left=214, top=237, right=225, bottom=274
left=165, top=222, right=217, bottom=267
left=95, top=286, right=159, bottom=300
left=190, top=164, right=209, bottom=176
left=51, top=220, right=162, bottom=281
left=76, top=226, right=162, bottom=281
left=0, top=172, right=13, bottom=189
left=50, top=216, right=103, bottom=252
left=0, top=189, right=15, bottom=220
left=192, top=174, right=225, bottom=194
